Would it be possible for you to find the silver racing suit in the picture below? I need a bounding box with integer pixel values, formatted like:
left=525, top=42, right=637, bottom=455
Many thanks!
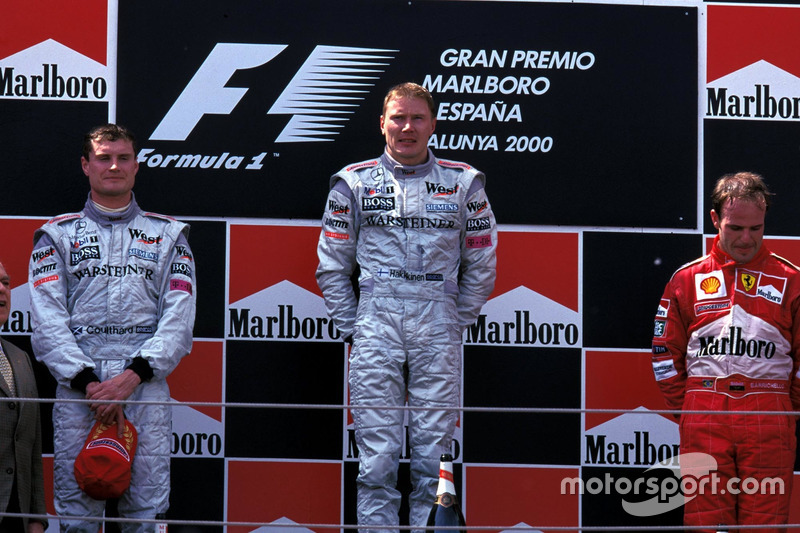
left=28, top=195, right=196, bottom=532
left=316, top=149, right=497, bottom=531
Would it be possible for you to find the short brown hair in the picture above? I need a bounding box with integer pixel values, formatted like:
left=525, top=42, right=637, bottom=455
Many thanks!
left=382, top=82, right=435, bottom=117
left=711, top=171, right=772, bottom=216
left=82, top=124, right=137, bottom=160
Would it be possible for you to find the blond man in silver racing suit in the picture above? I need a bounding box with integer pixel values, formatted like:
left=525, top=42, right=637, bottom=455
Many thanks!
left=317, top=83, right=497, bottom=532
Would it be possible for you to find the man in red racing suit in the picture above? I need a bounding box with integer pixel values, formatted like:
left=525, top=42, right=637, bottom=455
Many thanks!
left=652, top=172, right=800, bottom=532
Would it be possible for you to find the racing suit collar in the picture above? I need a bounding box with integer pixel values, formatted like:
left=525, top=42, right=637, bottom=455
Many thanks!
left=381, top=148, right=435, bottom=178
left=83, top=192, right=141, bottom=225
left=710, top=234, right=770, bottom=268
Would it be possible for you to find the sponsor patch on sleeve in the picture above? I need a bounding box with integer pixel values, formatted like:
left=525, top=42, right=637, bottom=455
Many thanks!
left=33, top=275, right=59, bottom=288
left=31, top=246, right=57, bottom=264
left=170, top=263, right=192, bottom=277
left=466, top=236, right=492, bottom=249
left=325, top=231, right=349, bottom=240
left=31, top=262, right=58, bottom=277
left=653, top=319, right=666, bottom=338
left=170, top=279, right=193, bottom=294
left=465, top=217, right=491, bottom=232
left=652, top=357, right=678, bottom=381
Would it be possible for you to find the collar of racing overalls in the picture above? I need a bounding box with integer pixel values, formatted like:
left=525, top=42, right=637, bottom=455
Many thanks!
left=709, top=233, right=771, bottom=270
left=380, top=148, right=436, bottom=179
left=82, top=192, right=141, bottom=225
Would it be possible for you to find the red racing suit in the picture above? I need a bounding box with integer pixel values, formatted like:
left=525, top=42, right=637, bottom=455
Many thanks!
left=652, top=236, right=800, bottom=532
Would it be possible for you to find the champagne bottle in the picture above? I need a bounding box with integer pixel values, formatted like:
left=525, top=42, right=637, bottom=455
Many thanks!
left=426, top=454, right=466, bottom=533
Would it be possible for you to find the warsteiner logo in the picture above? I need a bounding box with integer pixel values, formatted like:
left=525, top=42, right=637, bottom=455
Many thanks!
left=150, top=44, right=397, bottom=143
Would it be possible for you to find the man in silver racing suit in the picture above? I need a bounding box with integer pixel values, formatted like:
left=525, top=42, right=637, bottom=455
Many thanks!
left=316, top=83, right=497, bottom=531
left=28, top=124, right=196, bottom=532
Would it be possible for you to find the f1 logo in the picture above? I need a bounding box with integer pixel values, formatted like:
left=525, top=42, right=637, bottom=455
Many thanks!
left=151, top=43, right=397, bottom=143
left=151, top=43, right=286, bottom=141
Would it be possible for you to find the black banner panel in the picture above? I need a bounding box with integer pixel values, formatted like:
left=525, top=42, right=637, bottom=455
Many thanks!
left=463, top=345, right=581, bottom=465
left=704, top=119, right=800, bottom=236
left=0, top=101, right=108, bottom=216
left=116, top=0, right=698, bottom=227
left=583, top=232, right=704, bottom=349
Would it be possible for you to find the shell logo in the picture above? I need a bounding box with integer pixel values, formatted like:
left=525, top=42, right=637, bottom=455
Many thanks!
left=700, top=276, right=721, bottom=295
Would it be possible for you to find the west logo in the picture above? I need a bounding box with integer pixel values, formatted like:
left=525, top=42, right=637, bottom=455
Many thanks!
left=32, top=246, right=56, bottom=263
left=129, top=228, right=163, bottom=245
left=425, top=182, right=459, bottom=197
left=467, top=199, right=488, bottom=213
left=328, top=200, right=350, bottom=215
